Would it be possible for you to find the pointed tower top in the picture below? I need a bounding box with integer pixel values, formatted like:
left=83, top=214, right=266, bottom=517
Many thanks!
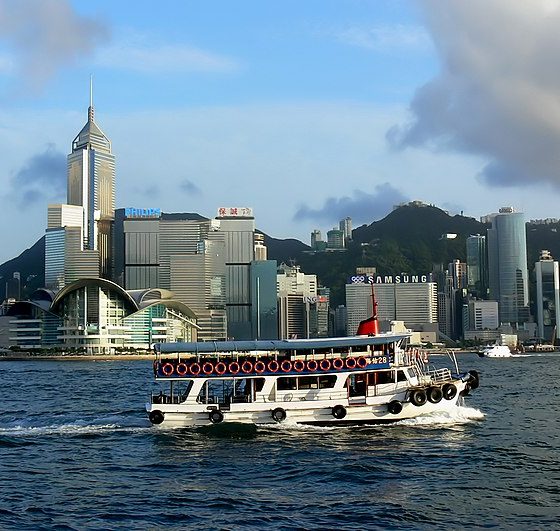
left=88, top=74, right=94, bottom=122
left=71, top=75, right=111, bottom=152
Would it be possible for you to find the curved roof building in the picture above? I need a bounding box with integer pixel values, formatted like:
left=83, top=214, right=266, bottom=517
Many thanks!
left=7, top=278, right=198, bottom=353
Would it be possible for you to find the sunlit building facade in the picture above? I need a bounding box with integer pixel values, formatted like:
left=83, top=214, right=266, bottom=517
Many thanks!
left=67, top=99, right=115, bottom=279
left=487, top=207, right=529, bottom=325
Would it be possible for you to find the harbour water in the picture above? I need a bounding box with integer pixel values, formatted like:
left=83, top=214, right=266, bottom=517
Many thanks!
left=1, top=353, right=559, bottom=530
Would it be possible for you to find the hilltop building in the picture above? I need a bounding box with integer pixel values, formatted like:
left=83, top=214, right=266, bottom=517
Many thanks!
left=327, top=227, right=345, bottom=250
left=339, top=217, right=352, bottom=242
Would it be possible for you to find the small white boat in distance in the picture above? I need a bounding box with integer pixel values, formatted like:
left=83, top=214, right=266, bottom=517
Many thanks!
left=478, top=344, right=512, bottom=358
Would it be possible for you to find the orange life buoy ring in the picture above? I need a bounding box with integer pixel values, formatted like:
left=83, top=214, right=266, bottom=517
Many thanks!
left=280, top=360, right=292, bottom=372
left=345, top=357, right=357, bottom=369
left=162, top=363, right=174, bottom=376
left=320, top=359, right=332, bottom=371
left=267, top=360, right=279, bottom=373
left=293, top=360, right=305, bottom=372
left=357, top=357, right=368, bottom=369
left=332, top=358, right=344, bottom=370
left=229, top=361, right=240, bottom=375
left=214, top=362, right=227, bottom=375
left=176, top=362, right=188, bottom=376
left=254, top=361, right=266, bottom=373
left=241, top=360, right=253, bottom=374
left=202, top=362, right=214, bottom=375
left=189, top=362, right=201, bottom=376
left=306, top=359, right=318, bottom=371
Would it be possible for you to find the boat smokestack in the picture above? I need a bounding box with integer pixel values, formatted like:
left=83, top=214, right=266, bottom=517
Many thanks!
left=356, top=281, right=379, bottom=336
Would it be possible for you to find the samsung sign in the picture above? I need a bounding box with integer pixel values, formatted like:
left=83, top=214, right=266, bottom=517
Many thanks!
left=125, top=208, right=161, bottom=219
left=349, top=274, right=433, bottom=284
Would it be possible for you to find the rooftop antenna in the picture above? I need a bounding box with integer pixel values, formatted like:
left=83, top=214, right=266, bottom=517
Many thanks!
left=88, top=74, right=94, bottom=122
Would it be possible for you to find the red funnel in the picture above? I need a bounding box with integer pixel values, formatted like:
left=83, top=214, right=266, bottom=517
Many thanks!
left=356, top=283, right=379, bottom=336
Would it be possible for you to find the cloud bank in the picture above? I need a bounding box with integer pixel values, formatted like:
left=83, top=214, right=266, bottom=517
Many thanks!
left=8, top=145, right=66, bottom=208
left=0, top=0, right=109, bottom=93
left=294, top=183, right=408, bottom=226
left=388, top=0, right=560, bottom=188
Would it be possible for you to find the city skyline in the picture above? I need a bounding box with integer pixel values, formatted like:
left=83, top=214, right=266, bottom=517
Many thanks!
left=2, top=1, right=560, bottom=264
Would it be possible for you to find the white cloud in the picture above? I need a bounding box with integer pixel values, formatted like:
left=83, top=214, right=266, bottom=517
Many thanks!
left=332, top=24, right=432, bottom=52
left=95, top=35, right=239, bottom=74
left=390, top=0, right=560, bottom=189
left=0, top=0, right=108, bottom=93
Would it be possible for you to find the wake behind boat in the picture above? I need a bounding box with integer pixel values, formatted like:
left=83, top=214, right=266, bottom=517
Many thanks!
left=146, top=330, right=480, bottom=428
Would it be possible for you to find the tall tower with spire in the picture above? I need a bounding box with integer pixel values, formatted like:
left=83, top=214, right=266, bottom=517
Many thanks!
left=67, top=79, right=115, bottom=279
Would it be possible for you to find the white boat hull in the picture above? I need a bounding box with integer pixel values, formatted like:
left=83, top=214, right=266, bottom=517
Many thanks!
left=146, top=379, right=470, bottom=428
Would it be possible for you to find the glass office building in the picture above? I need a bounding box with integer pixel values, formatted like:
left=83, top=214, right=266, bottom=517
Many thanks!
left=487, top=208, right=529, bottom=324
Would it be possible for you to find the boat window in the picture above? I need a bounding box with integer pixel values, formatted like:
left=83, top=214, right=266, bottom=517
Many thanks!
left=376, top=371, right=395, bottom=385
left=277, top=377, right=297, bottom=391
left=298, top=376, right=318, bottom=389
left=396, top=370, right=407, bottom=382
left=254, top=378, right=265, bottom=392
left=318, top=375, right=336, bottom=389
left=347, top=374, right=366, bottom=397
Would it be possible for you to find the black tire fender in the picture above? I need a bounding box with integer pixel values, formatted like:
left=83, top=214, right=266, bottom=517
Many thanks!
left=209, top=409, right=224, bottom=424
left=149, top=410, right=164, bottom=425
left=468, top=370, right=480, bottom=390
left=332, top=405, right=347, bottom=419
left=427, top=386, right=443, bottom=404
left=271, top=407, right=287, bottom=422
left=442, top=383, right=457, bottom=400
left=410, top=389, right=427, bottom=407
left=387, top=400, right=403, bottom=415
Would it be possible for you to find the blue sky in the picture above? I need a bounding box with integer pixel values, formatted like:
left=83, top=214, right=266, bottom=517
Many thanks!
left=1, top=0, right=560, bottom=263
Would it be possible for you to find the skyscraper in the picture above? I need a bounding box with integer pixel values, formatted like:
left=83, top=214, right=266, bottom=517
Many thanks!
left=277, top=263, right=317, bottom=339
left=487, top=207, right=529, bottom=325
left=217, top=207, right=256, bottom=340
left=67, top=84, right=115, bottom=279
left=339, top=217, right=352, bottom=242
left=535, top=250, right=560, bottom=343
left=466, top=234, right=488, bottom=297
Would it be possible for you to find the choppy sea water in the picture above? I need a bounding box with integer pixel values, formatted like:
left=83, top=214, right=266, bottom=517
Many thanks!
left=0, top=353, right=559, bottom=530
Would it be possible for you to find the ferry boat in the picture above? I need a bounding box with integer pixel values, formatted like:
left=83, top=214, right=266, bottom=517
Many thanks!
left=478, top=343, right=512, bottom=358
left=146, top=331, right=480, bottom=428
